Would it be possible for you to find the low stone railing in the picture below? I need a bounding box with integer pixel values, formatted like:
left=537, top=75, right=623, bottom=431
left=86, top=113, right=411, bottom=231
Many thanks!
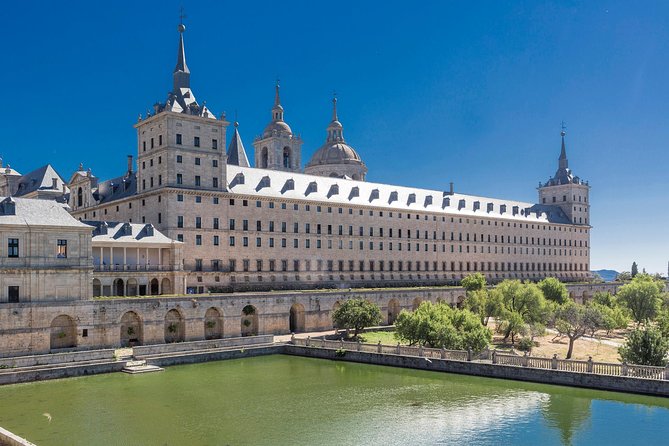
left=291, top=336, right=669, bottom=381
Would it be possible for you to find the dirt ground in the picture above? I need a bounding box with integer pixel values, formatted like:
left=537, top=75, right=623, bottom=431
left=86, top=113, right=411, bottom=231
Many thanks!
left=490, top=321, right=630, bottom=363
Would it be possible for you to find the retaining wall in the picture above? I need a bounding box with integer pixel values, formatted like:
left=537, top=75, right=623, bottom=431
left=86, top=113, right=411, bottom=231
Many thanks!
left=283, top=345, right=669, bottom=397
left=132, top=335, right=273, bottom=357
left=0, top=427, right=36, bottom=446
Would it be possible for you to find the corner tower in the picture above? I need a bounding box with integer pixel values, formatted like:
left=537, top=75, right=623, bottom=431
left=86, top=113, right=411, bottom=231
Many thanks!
left=252, top=82, right=302, bottom=172
left=133, top=22, right=229, bottom=198
left=538, top=127, right=590, bottom=225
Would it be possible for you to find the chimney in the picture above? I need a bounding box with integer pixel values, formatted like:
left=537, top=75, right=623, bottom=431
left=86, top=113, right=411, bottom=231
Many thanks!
left=449, top=182, right=454, bottom=195
left=52, top=178, right=58, bottom=189
left=127, top=155, right=133, bottom=174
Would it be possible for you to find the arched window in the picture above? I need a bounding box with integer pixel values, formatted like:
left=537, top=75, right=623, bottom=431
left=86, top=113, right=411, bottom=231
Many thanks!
left=261, top=147, right=269, bottom=168
left=77, top=187, right=83, bottom=207
left=283, top=147, right=291, bottom=169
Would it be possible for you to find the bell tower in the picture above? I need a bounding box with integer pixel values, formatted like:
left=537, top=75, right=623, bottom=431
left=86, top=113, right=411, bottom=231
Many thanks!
left=253, top=82, right=302, bottom=172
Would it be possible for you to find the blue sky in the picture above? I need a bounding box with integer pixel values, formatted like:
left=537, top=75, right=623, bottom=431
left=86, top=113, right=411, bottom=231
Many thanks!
left=2, top=1, right=668, bottom=274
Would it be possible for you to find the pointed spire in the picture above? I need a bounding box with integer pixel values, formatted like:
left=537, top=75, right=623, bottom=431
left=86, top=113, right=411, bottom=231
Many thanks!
left=559, top=122, right=568, bottom=169
left=274, top=79, right=281, bottom=107
left=227, top=121, right=250, bottom=167
left=332, top=93, right=338, bottom=122
left=173, top=20, right=190, bottom=92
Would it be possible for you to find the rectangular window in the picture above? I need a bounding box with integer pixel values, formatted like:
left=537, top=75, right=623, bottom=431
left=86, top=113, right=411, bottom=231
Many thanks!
left=159, top=135, right=163, bottom=146
left=176, top=133, right=182, bottom=145
left=195, top=157, right=201, bottom=165
left=8, top=286, right=19, bottom=303
left=176, top=173, right=183, bottom=184
left=195, top=176, right=201, bottom=186
left=194, top=136, right=200, bottom=147
left=213, top=177, right=218, bottom=188
left=212, top=139, right=218, bottom=150
left=212, top=159, right=218, bottom=167
left=57, top=239, right=67, bottom=258
left=213, top=236, right=219, bottom=246
left=177, top=155, right=183, bottom=163
left=196, top=235, right=202, bottom=245
left=196, top=217, right=202, bottom=229
left=7, top=238, right=19, bottom=257
left=229, top=259, right=236, bottom=272
left=229, top=236, right=235, bottom=246
left=229, top=219, right=235, bottom=230
left=213, top=218, right=219, bottom=229
left=195, top=259, right=203, bottom=271
left=177, top=216, right=184, bottom=228
left=177, top=234, right=184, bottom=242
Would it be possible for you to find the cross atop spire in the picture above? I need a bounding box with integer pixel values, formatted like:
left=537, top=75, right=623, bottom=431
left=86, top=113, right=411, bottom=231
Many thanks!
left=274, top=78, right=281, bottom=108
left=179, top=6, right=186, bottom=25
left=559, top=121, right=568, bottom=167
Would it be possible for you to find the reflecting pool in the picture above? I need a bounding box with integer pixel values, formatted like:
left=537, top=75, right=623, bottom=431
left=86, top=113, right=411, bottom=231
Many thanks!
left=0, top=355, right=667, bottom=445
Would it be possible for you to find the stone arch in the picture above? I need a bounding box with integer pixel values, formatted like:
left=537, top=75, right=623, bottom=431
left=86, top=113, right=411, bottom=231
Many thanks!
left=387, top=298, right=401, bottom=324
left=114, top=278, right=125, bottom=296
left=150, top=278, right=159, bottom=295
left=120, top=311, right=143, bottom=346
left=92, top=279, right=102, bottom=297
left=204, top=307, right=223, bottom=340
left=412, top=297, right=422, bottom=311
left=261, top=147, right=269, bottom=168
left=282, top=147, right=292, bottom=169
left=582, top=292, right=592, bottom=304
left=50, top=315, right=77, bottom=350
left=127, top=278, right=138, bottom=296
left=241, top=305, right=259, bottom=336
left=164, top=309, right=185, bottom=343
left=456, top=295, right=466, bottom=309
left=161, top=278, right=172, bottom=295
left=289, top=303, right=305, bottom=333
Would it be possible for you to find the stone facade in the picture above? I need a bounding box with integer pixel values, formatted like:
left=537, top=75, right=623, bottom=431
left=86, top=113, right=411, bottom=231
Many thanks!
left=0, top=197, right=92, bottom=303
left=61, top=23, right=592, bottom=293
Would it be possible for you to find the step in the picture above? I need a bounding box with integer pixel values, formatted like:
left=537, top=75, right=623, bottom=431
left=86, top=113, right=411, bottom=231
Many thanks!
left=122, top=364, right=164, bottom=374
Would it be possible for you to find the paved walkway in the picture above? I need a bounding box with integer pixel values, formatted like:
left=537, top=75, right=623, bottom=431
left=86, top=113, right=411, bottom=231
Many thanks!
left=275, top=329, right=338, bottom=343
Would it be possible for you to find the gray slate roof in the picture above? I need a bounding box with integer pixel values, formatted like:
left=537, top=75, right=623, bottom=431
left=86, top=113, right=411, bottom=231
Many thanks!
left=14, top=164, right=67, bottom=197
left=227, top=124, right=250, bottom=167
left=95, top=172, right=137, bottom=204
left=0, top=196, right=91, bottom=228
left=86, top=221, right=180, bottom=245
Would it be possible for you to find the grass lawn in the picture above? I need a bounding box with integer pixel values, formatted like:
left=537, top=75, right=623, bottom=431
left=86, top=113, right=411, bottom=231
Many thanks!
left=358, top=331, right=406, bottom=345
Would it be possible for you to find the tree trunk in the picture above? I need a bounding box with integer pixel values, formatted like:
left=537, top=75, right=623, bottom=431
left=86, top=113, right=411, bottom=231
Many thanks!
left=566, top=337, right=575, bottom=359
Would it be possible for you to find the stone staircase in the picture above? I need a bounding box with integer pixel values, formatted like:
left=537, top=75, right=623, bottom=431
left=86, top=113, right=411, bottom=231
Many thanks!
left=121, top=359, right=164, bottom=374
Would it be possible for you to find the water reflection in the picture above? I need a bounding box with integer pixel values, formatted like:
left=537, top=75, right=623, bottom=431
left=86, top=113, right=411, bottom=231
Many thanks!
left=542, top=392, right=592, bottom=445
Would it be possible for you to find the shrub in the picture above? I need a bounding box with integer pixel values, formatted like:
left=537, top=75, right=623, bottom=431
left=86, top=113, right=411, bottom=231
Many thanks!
left=618, top=326, right=669, bottom=366
left=517, top=337, right=534, bottom=352
left=461, top=273, right=487, bottom=292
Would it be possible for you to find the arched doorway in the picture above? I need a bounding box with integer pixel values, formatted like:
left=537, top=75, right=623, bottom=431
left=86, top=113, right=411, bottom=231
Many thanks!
left=120, top=311, right=143, bottom=346
left=127, top=278, right=138, bottom=296
left=387, top=298, right=400, bottom=324
left=204, top=307, right=223, bottom=340
left=164, top=309, right=185, bottom=343
left=114, top=279, right=125, bottom=297
left=241, top=305, right=258, bottom=337
left=50, top=315, right=77, bottom=350
left=289, top=304, right=305, bottom=333
left=150, top=278, right=159, bottom=295
left=92, top=279, right=102, bottom=297
left=412, top=297, right=422, bottom=311
left=161, top=278, right=172, bottom=295
left=331, top=300, right=342, bottom=328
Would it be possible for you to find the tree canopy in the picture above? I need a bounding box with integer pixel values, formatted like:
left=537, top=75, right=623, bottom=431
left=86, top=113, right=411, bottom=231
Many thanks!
left=554, top=302, right=604, bottom=359
left=538, top=277, right=569, bottom=304
left=461, top=273, right=487, bottom=292
left=618, top=326, right=669, bottom=366
left=464, top=288, right=502, bottom=326
left=493, top=280, right=550, bottom=344
left=394, top=302, right=491, bottom=352
left=332, top=299, right=382, bottom=338
left=616, top=275, right=665, bottom=324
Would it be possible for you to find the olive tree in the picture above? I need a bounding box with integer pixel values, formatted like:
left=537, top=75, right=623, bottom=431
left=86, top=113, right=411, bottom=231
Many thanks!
left=494, top=280, right=550, bottom=344
left=554, top=302, right=604, bottom=359
left=538, top=277, right=569, bottom=304
left=616, top=276, right=665, bottom=325
left=461, top=273, right=487, bottom=292
left=395, top=302, right=492, bottom=352
left=332, top=299, right=382, bottom=339
left=618, top=326, right=669, bottom=366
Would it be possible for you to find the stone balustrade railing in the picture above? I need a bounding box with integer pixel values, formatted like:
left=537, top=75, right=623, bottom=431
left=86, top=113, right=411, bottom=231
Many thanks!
left=291, top=336, right=669, bottom=381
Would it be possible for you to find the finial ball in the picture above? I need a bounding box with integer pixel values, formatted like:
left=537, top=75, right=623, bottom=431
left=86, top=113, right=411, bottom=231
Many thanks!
left=178, top=24, right=186, bottom=33
left=560, top=130, right=566, bottom=137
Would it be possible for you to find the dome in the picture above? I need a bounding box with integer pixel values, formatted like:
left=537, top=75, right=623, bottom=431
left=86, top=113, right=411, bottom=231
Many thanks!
left=263, top=120, right=292, bottom=138
left=307, top=142, right=362, bottom=166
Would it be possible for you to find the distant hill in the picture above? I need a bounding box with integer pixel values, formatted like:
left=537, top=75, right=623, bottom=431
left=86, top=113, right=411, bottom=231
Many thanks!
left=592, top=269, right=619, bottom=282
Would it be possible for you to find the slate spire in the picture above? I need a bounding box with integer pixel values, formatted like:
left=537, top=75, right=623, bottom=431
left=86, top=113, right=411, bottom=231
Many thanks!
left=173, top=23, right=190, bottom=92
left=227, top=121, right=250, bottom=167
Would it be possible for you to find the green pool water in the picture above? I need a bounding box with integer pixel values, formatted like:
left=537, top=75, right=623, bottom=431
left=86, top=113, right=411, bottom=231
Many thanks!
left=0, top=355, right=668, bottom=445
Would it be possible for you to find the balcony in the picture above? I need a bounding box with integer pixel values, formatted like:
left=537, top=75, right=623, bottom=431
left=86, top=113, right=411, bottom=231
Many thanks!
left=93, top=264, right=177, bottom=272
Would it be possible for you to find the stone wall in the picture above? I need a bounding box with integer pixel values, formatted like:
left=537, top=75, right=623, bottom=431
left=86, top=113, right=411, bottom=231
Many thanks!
left=0, top=283, right=628, bottom=357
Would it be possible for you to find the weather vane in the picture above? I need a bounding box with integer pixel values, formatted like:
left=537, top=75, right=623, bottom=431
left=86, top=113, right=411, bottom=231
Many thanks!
left=561, top=121, right=567, bottom=132
left=179, top=6, right=187, bottom=25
